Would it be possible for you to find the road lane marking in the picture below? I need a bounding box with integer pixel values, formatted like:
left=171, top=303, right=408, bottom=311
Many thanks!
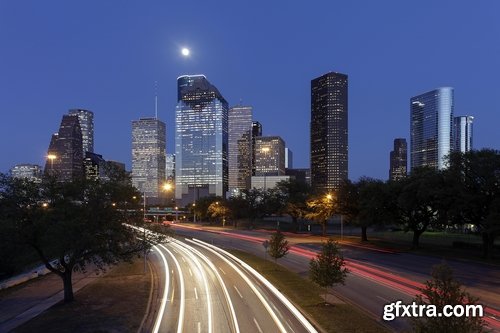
left=152, top=245, right=170, bottom=333
left=177, top=239, right=240, bottom=333
left=181, top=257, right=186, bottom=263
left=171, top=242, right=213, bottom=333
left=253, top=318, right=263, bottom=333
left=191, top=238, right=318, bottom=333
left=219, top=267, right=226, bottom=275
left=188, top=239, right=287, bottom=333
left=189, top=268, right=193, bottom=277
left=234, top=285, right=243, bottom=299
left=172, top=248, right=178, bottom=254
left=194, top=287, right=199, bottom=300
left=160, top=244, right=185, bottom=333
left=197, top=322, right=201, bottom=333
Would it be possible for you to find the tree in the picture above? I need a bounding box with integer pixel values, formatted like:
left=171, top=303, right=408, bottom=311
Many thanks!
left=267, top=230, right=290, bottom=263
left=446, top=149, right=500, bottom=258
left=309, top=239, right=348, bottom=302
left=394, top=167, right=446, bottom=249
left=306, top=193, right=337, bottom=236
left=193, top=196, right=223, bottom=221
left=0, top=173, right=167, bottom=303
left=207, top=200, right=230, bottom=226
left=275, top=179, right=311, bottom=232
left=411, top=264, right=485, bottom=333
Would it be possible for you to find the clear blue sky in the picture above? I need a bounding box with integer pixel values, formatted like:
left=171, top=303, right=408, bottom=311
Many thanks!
left=1, top=1, right=499, bottom=180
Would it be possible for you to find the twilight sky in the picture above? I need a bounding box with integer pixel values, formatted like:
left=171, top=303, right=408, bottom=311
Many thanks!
left=1, top=1, right=499, bottom=180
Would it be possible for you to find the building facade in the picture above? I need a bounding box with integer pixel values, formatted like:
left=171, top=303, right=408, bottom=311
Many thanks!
left=10, top=164, right=42, bottom=182
left=410, top=87, right=454, bottom=171
left=45, top=114, right=83, bottom=181
left=175, top=75, right=228, bottom=206
left=452, top=115, right=474, bottom=153
left=310, top=72, right=348, bottom=192
left=131, top=118, right=166, bottom=202
left=68, top=109, right=94, bottom=154
left=83, top=152, right=105, bottom=180
left=228, top=105, right=253, bottom=194
left=251, top=175, right=291, bottom=190
left=165, top=153, right=175, bottom=182
left=254, top=136, right=286, bottom=176
left=389, top=138, right=408, bottom=181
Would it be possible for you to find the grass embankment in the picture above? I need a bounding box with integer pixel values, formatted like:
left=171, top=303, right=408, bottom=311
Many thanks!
left=231, top=249, right=390, bottom=333
left=13, top=258, right=151, bottom=333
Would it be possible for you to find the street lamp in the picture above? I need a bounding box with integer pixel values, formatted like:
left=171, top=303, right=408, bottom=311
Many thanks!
left=192, top=203, right=196, bottom=223
left=47, top=154, right=57, bottom=171
left=325, top=193, right=342, bottom=240
left=175, top=206, right=178, bottom=222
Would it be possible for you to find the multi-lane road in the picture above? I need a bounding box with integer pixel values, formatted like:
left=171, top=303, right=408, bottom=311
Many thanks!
left=149, top=237, right=317, bottom=333
left=168, top=224, right=500, bottom=332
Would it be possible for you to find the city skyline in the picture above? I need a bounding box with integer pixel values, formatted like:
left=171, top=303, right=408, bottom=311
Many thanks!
left=2, top=2, right=500, bottom=181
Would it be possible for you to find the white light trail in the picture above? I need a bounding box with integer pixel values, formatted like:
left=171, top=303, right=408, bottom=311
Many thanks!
left=175, top=239, right=240, bottom=333
left=191, top=238, right=318, bottom=333
left=160, top=244, right=185, bottom=333
left=152, top=244, right=170, bottom=333
left=187, top=239, right=287, bottom=333
left=171, top=241, right=213, bottom=333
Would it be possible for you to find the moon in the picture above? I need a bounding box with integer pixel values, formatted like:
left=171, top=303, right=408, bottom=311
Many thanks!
left=181, top=47, right=190, bottom=56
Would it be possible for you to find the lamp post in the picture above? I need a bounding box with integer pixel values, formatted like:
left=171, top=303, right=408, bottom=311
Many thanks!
left=192, top=203, right=196, bottom=223
left=175, top=206, right=178, bottom=222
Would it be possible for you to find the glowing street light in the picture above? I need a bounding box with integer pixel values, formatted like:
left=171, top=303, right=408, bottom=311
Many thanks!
left=47, top=154, right=57, bottom=170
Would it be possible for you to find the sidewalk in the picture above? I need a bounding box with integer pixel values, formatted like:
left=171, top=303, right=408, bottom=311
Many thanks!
left=0, top=269, right=103, bottom=332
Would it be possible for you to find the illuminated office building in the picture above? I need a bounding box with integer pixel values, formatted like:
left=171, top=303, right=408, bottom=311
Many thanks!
left=45, top=114, right=83, bottom=181
left=131, top=118, right=166, bottom=202
left=310, top=72, right=348, bottom=192
left=175, top=75, right=228, bottom=206
left=228, top=105, right=253, bottom=194
left=254, top=136, right=285, bottom=176
left=251, top=121, right=262, bottom=176
left=389, top=138, right=407, bottom=181
left=452, top=115, right=473, bottom=153
left=68, top=109, right=94, bottom=154
left=410, top=87, right=453, bottom=171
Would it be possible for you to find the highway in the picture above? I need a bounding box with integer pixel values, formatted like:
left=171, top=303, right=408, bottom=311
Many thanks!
left=169, top=224, right=500, bottom=332
left=149, top=237, right=318, bottom=333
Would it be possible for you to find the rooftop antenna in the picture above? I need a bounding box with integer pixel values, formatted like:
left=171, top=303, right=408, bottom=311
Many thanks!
left=154, top=81, right=158, bottom=119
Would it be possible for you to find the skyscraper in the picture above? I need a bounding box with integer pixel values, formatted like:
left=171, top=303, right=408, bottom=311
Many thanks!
left=228, top=105, right=253, bottom=194
left=175, top=75, right=228, bottom=206
left=251, top=121, right=262, bottom=177
left=131, top=118, right=166, bottom=202
left=452, top=115, right=474, bottom=153
left=254, top=136, right=286, bottom=176
left=68, top=109, right=94, bottom=154
left=165, top=153, right=175, bottom=182
left=310, top=72, right=348, bottom=192
left=389, top=138, right=408, bottom=181
left=45, top=114, right=83, bottom=181
left=410, top=87, right=454, bottom=171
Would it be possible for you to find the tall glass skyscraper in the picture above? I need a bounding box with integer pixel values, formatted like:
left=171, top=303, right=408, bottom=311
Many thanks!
left=68, top=109, right=94, bottom=154
left=131, top=118, right=166, bottom=202
left=452, top=115, right=474, bottom=153
left=410, top=87, right=454, bottom=171
left=175, top=75, right=228, bottom=206
left=310, top=72, right=348, bottom=192
left=228, top=105, right=253, bottom=194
